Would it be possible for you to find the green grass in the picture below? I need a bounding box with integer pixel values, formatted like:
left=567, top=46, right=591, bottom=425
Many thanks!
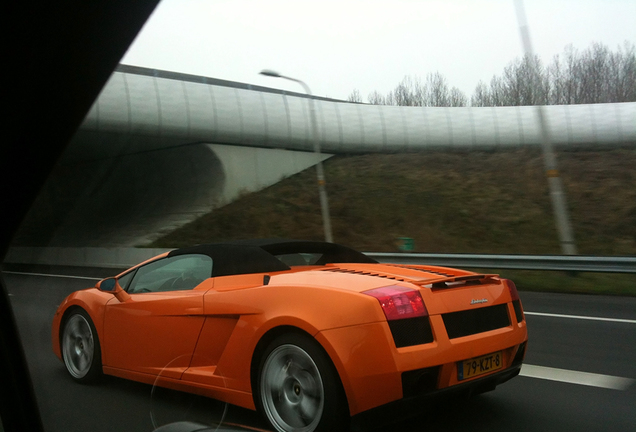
left=148, top=148, right=636, bottom=296
left=464, top=269, right=636, bottom=297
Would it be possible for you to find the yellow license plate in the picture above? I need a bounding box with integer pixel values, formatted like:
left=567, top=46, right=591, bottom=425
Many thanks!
left=458, top=351, right=503, bottom=380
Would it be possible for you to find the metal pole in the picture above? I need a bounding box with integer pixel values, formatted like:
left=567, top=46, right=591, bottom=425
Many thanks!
left=259, top=70, right=334, bottom=242
left=514, top=0, right=577, bottom=255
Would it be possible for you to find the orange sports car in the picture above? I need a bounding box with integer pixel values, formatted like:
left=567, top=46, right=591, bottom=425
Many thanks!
left=52, top=240, right=528, bottom=432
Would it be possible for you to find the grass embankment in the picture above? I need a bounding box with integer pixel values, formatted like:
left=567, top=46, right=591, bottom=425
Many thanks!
left=467, top=269, right=636, bottom=297
left=149, top=148, right=636, bottom=296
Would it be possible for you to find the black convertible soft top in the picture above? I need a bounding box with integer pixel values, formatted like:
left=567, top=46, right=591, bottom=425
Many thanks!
left=167, top=239, right=377, bottom=277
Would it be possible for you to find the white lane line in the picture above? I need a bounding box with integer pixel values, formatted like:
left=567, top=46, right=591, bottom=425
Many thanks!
left=2, top=271, right=101, bottom=281
left=4, top=271, right=636, bottom=324
left=521, top=364, right=634, bottom=390
left=525, top=311, right=636, bottom=324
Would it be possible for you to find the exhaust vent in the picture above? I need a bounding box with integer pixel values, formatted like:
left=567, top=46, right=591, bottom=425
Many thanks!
left=442, top=304, right=510, bottom=339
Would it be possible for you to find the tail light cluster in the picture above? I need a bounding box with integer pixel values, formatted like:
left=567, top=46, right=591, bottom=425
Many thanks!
left=363, top=285, right=433, bottom=348
left=363, top=285, right=428, bottom=320
left=503, top=278, right=520, bottom=301
left=503, top=279, right=524, bottom=323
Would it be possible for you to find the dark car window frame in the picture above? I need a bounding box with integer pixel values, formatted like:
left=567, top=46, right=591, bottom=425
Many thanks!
left=117, top=269, right=137, bottom=291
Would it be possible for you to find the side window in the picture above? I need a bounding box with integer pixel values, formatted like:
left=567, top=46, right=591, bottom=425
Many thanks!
left=127, top=254, right=213, bottom=294
left=275, top=253, right=322, bottom=266
left=117, top=270, right=136, bottom=291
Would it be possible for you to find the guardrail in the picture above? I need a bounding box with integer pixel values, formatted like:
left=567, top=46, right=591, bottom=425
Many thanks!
left=365, top=252, right=636, bottom=273
left=4, top=247, right=636, bottom=274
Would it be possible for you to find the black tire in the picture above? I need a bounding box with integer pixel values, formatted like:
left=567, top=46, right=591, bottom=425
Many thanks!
left=61, top=308, right=102, bottom=383
left=256, top=332, right=349, bottom=432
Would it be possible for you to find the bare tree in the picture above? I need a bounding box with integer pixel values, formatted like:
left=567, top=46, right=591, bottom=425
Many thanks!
left=494, top=54, right=548, bottom=106
left=348, top=41, right=636, bottom=107
left=368, top=90, right=387, bottom=105
left=561, top=44, right=582, bottom=104
left=449, top=87, right=468, bottom=107
left=347, top=89, right=363, bottom=103
left=425, top=72, right=450, bottom=106
left=363, top=73, right=467, bottom=107
left=391, top=76, right=425, bottom=106
left=352, top=42, right=634, bottom=108
left=547, top=53, right=566, bottom=104
left=471, top=81, right=490, bottom=107
left=481, top=41, right=636, bottom=107
left=488, top=75, right=506, bottom=106
left=610, top=41, right=636, bottom=102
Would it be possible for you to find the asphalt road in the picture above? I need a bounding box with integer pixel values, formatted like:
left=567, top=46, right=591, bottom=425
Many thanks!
left=3, top=267, right=635, bottom=432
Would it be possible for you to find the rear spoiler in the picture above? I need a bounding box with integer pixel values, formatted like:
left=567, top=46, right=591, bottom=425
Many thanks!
left=411, top=274, right=499, bottom=289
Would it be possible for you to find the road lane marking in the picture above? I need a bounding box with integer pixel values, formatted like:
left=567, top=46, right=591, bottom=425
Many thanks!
left=521, top=364, right=634, bottom=390
left=2, top=271, right=101, bottom=281
left=6, top=270, right=635, bottom=392
left=4, top=271, right=636, bottom=324
left=525, top=311, right=636, bottom=324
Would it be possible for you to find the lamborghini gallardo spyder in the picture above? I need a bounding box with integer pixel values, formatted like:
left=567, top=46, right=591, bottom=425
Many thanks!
left=52, top=240, right=528, bottom=432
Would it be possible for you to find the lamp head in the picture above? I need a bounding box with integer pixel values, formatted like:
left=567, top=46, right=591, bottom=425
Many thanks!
left=259, top=69, right=281, bottom=78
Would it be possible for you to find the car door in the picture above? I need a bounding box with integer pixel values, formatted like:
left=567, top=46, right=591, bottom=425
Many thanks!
left=102, top=254, right=213, bottom=380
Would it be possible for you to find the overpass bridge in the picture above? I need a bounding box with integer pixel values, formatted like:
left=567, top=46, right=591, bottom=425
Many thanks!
left=15, top=65, right=636, bottom=247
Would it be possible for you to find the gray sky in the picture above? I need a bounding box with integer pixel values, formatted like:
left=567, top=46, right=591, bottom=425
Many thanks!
left=121, top=0, right=636, bottom=101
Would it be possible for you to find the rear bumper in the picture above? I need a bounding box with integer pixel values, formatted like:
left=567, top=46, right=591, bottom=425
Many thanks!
left=317, top=316, right=527, bottom=416
left=351, top=364, right=522, bottom=431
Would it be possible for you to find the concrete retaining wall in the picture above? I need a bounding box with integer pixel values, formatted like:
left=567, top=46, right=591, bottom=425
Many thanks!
left=4, top=247, right=172, bottom=269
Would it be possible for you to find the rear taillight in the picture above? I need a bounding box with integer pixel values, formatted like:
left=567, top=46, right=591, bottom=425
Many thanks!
left=503, top=279, right=520, bottom=301
left=363, top=285, right=428, bottom=320
left=503, top=279, right=524, bottom=322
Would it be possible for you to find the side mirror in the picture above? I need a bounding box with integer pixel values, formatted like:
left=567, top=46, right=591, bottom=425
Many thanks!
left=97, top=277, right=131, bottom=302
left=99, top=278, right=118, bottom=292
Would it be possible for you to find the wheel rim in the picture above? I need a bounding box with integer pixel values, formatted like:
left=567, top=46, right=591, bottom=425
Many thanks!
left=260, top=344, right=325, bottom=432
left=62, top=314, right=95, bottom=379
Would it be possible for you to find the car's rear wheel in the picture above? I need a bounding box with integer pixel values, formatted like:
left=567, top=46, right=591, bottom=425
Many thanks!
left=257, top=333, right=348, bottom=432
left=61, top=309, right=102, bottom=383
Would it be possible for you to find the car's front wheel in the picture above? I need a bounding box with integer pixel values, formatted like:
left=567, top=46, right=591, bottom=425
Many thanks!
left=257, top=333, right=348, bottom=432
left=61, top=309, right=102, bottom=383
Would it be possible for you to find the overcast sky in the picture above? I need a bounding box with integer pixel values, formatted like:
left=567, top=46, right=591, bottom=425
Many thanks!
left=121, top=0, right=636, bottom=101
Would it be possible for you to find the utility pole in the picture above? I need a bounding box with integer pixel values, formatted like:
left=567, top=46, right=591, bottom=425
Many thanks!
left=514, top=0, right=578, bottom=255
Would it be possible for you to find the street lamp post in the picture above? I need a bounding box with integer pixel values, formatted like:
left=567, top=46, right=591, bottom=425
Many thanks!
left=514, top=0, right=577, bottom=255
left=259, top=69, right=334, bottom=243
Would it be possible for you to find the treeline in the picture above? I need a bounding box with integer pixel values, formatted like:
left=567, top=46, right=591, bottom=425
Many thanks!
left=349, top=42, right=636, bottom=107
left=348, top=73, right=468, bottom=107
